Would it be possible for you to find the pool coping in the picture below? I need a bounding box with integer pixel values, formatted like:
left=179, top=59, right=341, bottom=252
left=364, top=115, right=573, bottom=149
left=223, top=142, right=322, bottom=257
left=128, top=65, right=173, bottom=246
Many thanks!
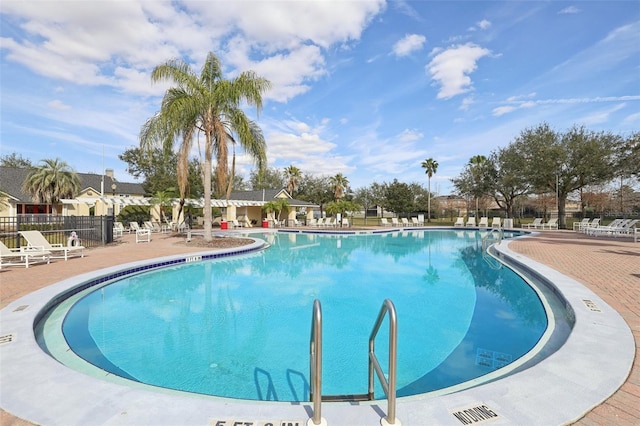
left=0, top=231, right=635, bottom=425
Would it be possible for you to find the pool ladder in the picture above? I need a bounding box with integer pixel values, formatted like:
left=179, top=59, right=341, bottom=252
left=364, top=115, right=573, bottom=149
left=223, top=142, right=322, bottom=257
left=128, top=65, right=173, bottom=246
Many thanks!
left=308, top=299, right=399, bottom=426
left=482, top=228, right=504, bottom=270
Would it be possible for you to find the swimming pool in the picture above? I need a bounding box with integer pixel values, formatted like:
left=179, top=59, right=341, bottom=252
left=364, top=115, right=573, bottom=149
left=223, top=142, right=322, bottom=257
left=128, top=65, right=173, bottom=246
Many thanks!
left=38, top=229, right=551, bottom=402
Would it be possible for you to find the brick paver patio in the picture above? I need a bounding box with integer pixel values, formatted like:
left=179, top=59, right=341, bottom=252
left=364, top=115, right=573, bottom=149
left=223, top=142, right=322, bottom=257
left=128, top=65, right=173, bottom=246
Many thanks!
left=1, top=230, right=638, bottom=425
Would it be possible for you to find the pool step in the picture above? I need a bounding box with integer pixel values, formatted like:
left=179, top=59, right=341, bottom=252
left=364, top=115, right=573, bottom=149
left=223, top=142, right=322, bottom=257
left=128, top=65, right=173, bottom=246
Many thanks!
left=320, top=393, right=370, bottom=402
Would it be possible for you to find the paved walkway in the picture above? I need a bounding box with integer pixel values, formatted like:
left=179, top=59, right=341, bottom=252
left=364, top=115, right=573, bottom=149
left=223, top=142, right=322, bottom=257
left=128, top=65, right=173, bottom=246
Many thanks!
left=1, top=230, right=638, bottom=425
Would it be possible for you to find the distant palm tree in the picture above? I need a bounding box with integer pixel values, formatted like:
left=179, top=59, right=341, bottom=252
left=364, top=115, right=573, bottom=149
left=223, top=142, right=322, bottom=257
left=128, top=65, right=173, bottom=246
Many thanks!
left=140, top=52, right=270, bottom=241
left=421, top=158, right=438, bottom=222
left=284, top=165, right=302, bottom=196
left=469, top=155, right=488, bottom=218
left=330, top=173, right=349, bottom=200
left=22, top=158, right=80, bottom=215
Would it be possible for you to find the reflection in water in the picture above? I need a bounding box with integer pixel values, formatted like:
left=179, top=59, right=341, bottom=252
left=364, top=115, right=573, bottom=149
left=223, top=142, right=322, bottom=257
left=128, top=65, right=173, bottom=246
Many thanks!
left=62, top=230, right=547, bottom=401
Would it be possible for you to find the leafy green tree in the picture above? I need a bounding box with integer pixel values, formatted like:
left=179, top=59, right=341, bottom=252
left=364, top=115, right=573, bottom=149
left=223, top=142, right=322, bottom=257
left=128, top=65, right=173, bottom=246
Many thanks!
left=119, top=146, right=177, bottom=195
left=618, top=131, right=639, bottom=180
left=452, top=155, right=490, bottom=218
left=485, top=145, right=531, bottom=218
left=353, top=185, right=375, bottom=224
left=513, top=123, right=618, bottom=228
left=385, top=179, right=414, bottom=216
left=140, top=52, right=270, bottom=241
left=22, top=158, right=81, bottom=215
left=421, top=158, right=438, bottom=222
left=370, top=182, right=388, bottom=217
left=249, top=167, right=285, bottom=190
left=329, top=173, right=349, bottom=200
left=1, top=153, right=33, bottom=168
left=284, top=165, right=302, bottom=196
left=297, top=174, right=333, bottom=216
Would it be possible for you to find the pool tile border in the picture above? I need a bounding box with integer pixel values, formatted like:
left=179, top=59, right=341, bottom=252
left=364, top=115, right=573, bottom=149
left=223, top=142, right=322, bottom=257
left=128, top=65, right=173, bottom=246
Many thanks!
left=0, top=231, right=635, bottom=426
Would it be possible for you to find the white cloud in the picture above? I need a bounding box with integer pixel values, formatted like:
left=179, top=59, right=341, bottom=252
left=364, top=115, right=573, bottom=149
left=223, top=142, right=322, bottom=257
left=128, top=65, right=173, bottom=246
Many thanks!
left=477, top=19, right=492, bottom=30
left=397, top=129, right=424, bottom=142
left=426, top=43, right=491, bottom=99
left=0, top=0, right=385, bottom=101
left=493, top=95, right=640, bottom=117
left=392, top=34, right=426, bottom=57
left=47, top=100, right=71, bottom=111
left=559, top=6, right=581, bottom=14
left=468, top=19, right=492, bottom=31
left=623, top=112, right=640, bottom=124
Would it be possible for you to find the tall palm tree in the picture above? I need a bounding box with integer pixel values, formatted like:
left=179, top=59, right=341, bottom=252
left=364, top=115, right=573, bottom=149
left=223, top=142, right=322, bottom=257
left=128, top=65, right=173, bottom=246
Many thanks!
left=284, top=165, right=302, bottom=196
left=140, top=52, right=270, bottom=241
left=421, top=158, right=438, bottom=222
left=22, top=158, right=80, bottom=215
left=329, top=173, right=349, bottom=200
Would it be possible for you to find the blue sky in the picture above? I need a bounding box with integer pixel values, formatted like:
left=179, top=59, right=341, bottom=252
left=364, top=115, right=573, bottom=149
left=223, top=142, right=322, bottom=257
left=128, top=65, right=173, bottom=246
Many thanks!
left=1, top=1, right=638, bottom=195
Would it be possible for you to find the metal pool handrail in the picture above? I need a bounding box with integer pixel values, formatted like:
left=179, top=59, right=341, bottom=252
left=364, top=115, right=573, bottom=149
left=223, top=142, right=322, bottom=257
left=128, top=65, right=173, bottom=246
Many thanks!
left=368, top=299, right=399, bottom=425
left=309, top=299, right=323, bottom=425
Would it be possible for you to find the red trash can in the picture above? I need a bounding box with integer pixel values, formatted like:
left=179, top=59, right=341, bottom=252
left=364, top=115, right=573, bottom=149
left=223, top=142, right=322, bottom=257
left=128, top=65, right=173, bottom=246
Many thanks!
left=220, top=221, right=228, bottom=230
left=262, top=219, right=269, bottom=228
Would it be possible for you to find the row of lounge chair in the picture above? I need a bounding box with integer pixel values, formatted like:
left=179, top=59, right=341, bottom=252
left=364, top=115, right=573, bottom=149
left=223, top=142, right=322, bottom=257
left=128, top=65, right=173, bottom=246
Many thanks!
left=380, top=217, right=424, bottom=227
left=453, top=217, right=504, bottom=228
left=0, top=230, right=84, bottom=269
left=578, top=218, right=639, bottom=239
left=522, top=218, right=558, bottom=230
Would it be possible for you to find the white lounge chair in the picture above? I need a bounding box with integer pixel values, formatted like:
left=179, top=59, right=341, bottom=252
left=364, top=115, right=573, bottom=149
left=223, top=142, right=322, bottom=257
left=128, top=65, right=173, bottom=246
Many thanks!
left=453, top=217, right=464, bottom=227
left=401, top=218, right=410, bottom=227
left=581, top=218, right=601, bottom=233
left=478, top=217, right=489, bottom=228
left=524, top=218, right=543, bottom=229
left=0, top=240, right=50, bottom=269
left=466, top=217, right=476, bottom=227
left=573, top=218, right=591, bottom=232
left=19, top=230, right=84, bottom=261
left=144, top=221, right=161, bottom=233
left=113, top=221, right=125, bottom=238
left=391, top=218, right=400, bottom=226
left=491, top=217, right=501, bottom=228
left=380, top=218, right=389, bottom=226
left=586, top=219, right=623, bottom=236
left=542, top=218, right=558, bottom=230
left=411, top=217, right=421, bottom=226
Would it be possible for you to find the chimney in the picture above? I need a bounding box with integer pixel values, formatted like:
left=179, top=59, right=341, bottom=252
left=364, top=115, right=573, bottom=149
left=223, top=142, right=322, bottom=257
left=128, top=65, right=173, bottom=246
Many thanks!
left=105, top=169, right=115, bottom=180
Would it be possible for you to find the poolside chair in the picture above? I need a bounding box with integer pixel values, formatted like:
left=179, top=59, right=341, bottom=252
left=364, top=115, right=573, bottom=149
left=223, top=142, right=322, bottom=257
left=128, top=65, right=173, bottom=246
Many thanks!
left=586, top=219, right=623, bottom=236
left=113, top=221, right=125, bottom=238
left=401, top=217, right=410, bottom=227
left=581, top=218, right=601, bottom=233
left=380, top=218, right=389, bottom=226
left=453, top=217, right=464, bottom=227
left=542, top=218, right=558, bottom=230
left=144, top=221, right=161, bottom=233
left=478, top=217, right=489, bottom=228
left=523, top=218, right=543, bottom=229
left=19, top=230, right=84, bottom=261
left=342, top=218, right=349, bottom=228
left=0, top=240, right=50, bottom=269
left=466, top=217, right=476, bottom=227
left=128, top=221, right=142, bottom=233
left=573, top=218, right=591, bottom=232
left=391, top=217, right=400, bottom=226
left=411, top=217, right=420, bottom=226
left=491, top=217, right=501, bottom=229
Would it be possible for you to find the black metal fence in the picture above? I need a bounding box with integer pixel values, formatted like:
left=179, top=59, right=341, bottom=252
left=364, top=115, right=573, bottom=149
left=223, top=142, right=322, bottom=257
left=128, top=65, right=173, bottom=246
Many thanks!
left=0, top=215, right=114, bottom=249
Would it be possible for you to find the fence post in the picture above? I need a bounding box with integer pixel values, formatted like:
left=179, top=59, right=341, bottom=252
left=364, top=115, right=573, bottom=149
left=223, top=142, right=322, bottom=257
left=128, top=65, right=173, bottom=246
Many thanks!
left=15, top=214, right=21, bottom=248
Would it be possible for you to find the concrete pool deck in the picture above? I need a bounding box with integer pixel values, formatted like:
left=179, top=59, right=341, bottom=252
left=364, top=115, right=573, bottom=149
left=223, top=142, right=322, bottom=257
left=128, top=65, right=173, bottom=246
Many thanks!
left=0, top=229, right=638, bottom=425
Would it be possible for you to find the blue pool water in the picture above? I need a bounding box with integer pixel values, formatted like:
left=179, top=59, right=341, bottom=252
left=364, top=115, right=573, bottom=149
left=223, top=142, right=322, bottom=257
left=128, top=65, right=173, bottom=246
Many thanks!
left=58, top=230, right=547, bottom=401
